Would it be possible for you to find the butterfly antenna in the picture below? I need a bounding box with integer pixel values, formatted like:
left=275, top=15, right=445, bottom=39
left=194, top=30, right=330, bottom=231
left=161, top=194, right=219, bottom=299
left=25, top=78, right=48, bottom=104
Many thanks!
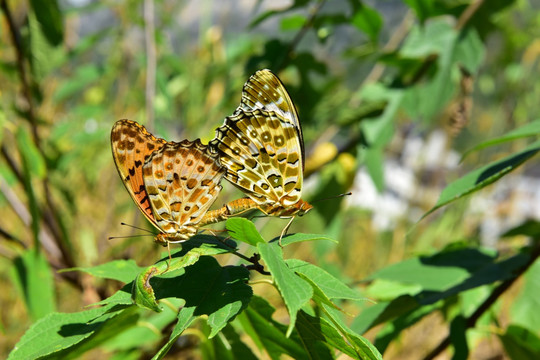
left=120, top=222, right=155, bottom=234
left=108, top=234, right=155, bottom=241
left=312, top=192, right=352, bottom=204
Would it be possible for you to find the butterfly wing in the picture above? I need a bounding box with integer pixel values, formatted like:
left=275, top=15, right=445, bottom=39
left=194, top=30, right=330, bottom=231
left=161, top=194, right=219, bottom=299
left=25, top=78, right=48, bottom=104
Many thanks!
left=238, top=69, right=305, bottom=169
left=111, top=119, right=166, bottom=230
left=142, top=139, right=225, bottom=239
left=211, top=70, right=304, bottom=207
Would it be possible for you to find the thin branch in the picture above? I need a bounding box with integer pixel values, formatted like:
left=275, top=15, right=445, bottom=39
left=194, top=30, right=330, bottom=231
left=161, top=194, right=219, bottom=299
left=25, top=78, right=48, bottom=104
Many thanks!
left=422, top=242, right=540, bottom=360
left=455, top=0, right=485, bottom=31
left=144, top=0, right=156, bottom=131
left=0, top=177, right=62, bottom=260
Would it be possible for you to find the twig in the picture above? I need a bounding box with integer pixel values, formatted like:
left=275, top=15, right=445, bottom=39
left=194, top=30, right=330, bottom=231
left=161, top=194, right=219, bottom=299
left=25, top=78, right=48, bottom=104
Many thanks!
left=144, top=0, right=156, bottom=131
left=0, top=177, right=62, bottom=260
left=422, top=242, right=540, bottom=360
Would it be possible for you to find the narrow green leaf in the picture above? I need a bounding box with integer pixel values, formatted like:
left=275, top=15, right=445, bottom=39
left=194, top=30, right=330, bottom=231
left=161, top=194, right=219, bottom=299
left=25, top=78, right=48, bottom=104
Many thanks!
left=29, top=0, right=64, bottom=46
left=461, top=119, right=540, bottom=160
left=12, top=249, right=56, bottom=321
left=277, top=233, right=336, bottom=246
left=62, top=259, right=144, bottom=283
left=226, top=218, right=265, bottom=245
left=257, top=242, right=312, bottom=336
left=152, top=307, right=197, bottom=360
left=423, top=139, right=540, bottom=218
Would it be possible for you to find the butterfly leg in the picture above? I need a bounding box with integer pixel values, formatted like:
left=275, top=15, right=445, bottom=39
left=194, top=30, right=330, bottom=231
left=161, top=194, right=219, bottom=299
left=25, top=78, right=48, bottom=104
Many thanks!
left=278, top=216, right=295, bottom=247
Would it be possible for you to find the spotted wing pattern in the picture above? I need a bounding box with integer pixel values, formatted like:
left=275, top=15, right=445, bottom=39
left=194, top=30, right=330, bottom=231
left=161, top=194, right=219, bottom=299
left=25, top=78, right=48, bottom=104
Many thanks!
left=111, top=119, right=167, bottom=228
left=210, top=69, right=309, bottom=214
left=111, top=120, right=225, bottom=243
left=142, top=140, right=224, bottom=242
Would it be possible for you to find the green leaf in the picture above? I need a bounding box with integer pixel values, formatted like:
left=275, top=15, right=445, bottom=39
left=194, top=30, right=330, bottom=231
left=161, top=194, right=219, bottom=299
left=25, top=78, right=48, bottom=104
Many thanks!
left=401, top=19, right=458, bottom=120
left=286, top=259, right=362, bottom=301
left=63, top=259, right=144, bottom=283
left=368, top=257, right=470, bottom=291
left=297, top=311, right=382, bottom=360
left=351, top=4, right=383, bottom=42
left=152, top=307, right=197, bottom=360
left=226, top=218, right=265, bottom=245
left=499, top=325, right=540, bottom=360
left=424, top=139, right=540, bottom=218
left=221, top=324, right=259, bottom=360
left=238, top=296, right=308, bottom=359
left=29, top=0, right=64, bottom=46
left=404, top=0, right=435, bottom=22
left=132, top=248, right=205, bottom=312
left=461, top=119, right=540, bottom=160
left=144, top=256, right=251, bottom=337
left=277, top=233, right=336, bottom=246
left=257, top=242, right=313, bottom=336
left=454, top=27, right=485, bottom=73
left=510, top=258, right=540, bottom=333
left=7, top=304, right=128, bottom=360
left=294, top=311, right=334, bottom=360
left=12, top=249, right=56, bottom=321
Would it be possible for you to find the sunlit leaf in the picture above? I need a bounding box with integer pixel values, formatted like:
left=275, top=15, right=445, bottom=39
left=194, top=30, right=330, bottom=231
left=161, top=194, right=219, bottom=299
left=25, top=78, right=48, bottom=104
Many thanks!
left=257, top=242, right=312, bottom=336
left=424, top=139, right=540, bottom=218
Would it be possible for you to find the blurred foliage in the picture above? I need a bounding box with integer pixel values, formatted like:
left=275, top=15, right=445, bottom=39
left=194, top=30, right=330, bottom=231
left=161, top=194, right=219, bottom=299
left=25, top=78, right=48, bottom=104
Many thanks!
left=2, top=0, right=540, bottom=359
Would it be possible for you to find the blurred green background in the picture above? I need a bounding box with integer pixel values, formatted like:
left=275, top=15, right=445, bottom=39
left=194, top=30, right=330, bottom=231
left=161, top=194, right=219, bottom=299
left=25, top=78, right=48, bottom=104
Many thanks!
left=2, top=0, right=540, bottom=358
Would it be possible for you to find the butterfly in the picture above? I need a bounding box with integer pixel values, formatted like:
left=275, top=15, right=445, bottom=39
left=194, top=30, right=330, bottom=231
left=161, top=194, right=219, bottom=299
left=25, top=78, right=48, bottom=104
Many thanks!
left=208, top=69, right=313, bottom=237
left=111, top=119, right=225, bottom=246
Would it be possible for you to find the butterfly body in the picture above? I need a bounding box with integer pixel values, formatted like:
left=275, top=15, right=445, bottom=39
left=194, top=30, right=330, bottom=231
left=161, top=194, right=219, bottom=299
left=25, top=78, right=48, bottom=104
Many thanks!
left=111, top=120, right=225, bottom=245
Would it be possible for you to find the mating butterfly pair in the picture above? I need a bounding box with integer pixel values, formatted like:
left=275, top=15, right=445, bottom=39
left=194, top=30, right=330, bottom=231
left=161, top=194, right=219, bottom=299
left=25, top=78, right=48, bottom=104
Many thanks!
left=111, top=70, right=313, bottom=245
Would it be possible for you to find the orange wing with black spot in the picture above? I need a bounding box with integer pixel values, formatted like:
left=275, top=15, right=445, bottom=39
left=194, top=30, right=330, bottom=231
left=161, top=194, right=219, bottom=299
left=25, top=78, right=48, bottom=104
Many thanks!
left=142, top=139, right=225, bottom=239
left=111, top=119, right=167, bottom=229
left=111, top=120, right=225, bottom=242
